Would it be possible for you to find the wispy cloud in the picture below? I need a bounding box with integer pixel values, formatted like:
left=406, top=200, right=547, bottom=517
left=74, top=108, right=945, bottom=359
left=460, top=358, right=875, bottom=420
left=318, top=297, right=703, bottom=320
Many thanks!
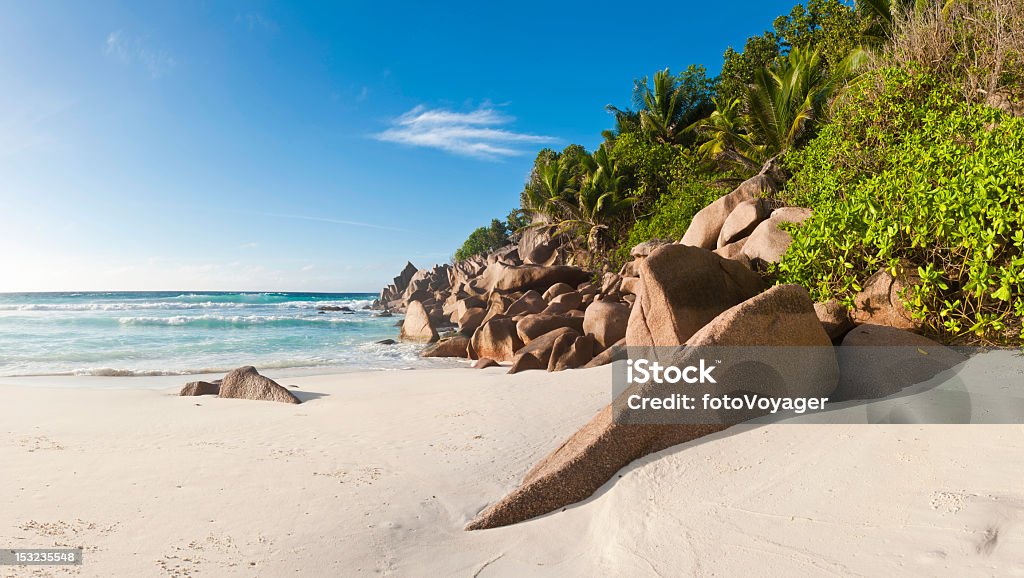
left=105, top=31, right=175, bottom=78
left=261, top=212, right=409, bottom=233
left=0, top=95, right=72, bottom=157
left=237, top=12, right=278, bottom=32
left=374, top=105, right=556, bottom=159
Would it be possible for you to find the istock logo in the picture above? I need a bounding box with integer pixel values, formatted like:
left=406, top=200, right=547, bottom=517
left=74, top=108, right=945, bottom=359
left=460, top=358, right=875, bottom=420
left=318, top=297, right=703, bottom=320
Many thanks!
left=626, top=358, right=717, bottom=384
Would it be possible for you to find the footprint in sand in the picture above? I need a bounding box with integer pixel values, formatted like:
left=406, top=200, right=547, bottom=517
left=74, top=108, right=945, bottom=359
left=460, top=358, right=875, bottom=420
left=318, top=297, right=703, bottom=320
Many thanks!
left=18, top=435, right=65, bottom=452
left=14, top=518, right=119, bottom=556
left=313, top=466, right=383, bottom=486
left=929, top=490, right=972, bottom=513
left=928, top=492, right=1024, bottom=559
left=156, top=533, right=273, bottom=576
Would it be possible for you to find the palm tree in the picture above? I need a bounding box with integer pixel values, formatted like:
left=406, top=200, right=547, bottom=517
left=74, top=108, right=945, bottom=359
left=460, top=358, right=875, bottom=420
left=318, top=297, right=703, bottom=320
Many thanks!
left=744, top=46, right=838, bottom=157
left=552, top=145, right=634, bottom=258
left=637, top=69, right=687, bottom=144
left=688, top=97, right=764, bottom=172
left=523, top=156, right=576, bottom=220
left=606, top=66, right=713, bottom=145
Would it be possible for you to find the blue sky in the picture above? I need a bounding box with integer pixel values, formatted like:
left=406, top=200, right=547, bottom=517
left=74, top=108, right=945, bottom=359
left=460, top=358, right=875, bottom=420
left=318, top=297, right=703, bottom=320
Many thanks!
left=0, top=0, right=795, bottom=292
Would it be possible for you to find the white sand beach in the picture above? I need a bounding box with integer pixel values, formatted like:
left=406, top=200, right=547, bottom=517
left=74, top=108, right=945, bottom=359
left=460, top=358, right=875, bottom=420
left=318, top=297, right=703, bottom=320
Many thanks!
left=2, top=365, right=1023, bottom=577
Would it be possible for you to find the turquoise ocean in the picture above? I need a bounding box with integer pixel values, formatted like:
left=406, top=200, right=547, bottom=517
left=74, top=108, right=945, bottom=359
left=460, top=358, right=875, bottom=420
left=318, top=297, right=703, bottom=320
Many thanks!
left=0, top=291, right=446, bottom=378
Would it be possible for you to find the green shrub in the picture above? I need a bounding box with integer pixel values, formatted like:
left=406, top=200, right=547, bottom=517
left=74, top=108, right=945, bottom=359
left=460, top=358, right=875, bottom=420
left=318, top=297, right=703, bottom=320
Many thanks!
left=454, top=219, right=511, bottom=262
left=777, top=67, right=1024, bottom=344
left=617, top=177, right=726, bottom=266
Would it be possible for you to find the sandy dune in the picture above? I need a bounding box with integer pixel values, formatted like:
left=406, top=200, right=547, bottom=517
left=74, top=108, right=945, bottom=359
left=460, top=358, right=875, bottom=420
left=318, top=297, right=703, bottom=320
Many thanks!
left=2, top=365, right=1022, bottom=576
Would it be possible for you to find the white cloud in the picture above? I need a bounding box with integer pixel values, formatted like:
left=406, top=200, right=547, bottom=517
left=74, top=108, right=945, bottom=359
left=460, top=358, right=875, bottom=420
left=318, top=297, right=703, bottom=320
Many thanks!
left=374, top=105, right=556, bottom=159
left=105, top=31, right=175, bottom=78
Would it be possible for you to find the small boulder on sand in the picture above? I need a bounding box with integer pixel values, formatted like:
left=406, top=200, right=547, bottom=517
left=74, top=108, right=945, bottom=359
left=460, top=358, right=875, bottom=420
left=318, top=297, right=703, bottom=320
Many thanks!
left=421, top=335, right=470, bottom=358
left=179, top=380, right=220, bottom=396
left=472, top=358, right=500, bottom=369
left=218, top=366, right=300, bottom=404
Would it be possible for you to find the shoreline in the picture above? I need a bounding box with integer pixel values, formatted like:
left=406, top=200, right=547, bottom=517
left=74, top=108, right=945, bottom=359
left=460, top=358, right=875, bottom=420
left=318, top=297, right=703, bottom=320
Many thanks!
left=0, top=357, right=465, bottom=389
left=2, top=365, right=1022, bottom=575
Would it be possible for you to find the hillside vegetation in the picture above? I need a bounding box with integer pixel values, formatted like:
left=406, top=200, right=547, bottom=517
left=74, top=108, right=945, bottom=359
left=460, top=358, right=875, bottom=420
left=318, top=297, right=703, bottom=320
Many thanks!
left=455, top=0, right=1024, bottom=344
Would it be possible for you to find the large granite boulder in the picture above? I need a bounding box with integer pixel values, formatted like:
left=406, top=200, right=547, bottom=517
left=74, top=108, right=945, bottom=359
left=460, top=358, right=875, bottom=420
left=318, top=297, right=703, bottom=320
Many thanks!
left=583, top=301, right=630, bottom=352
left=467, top=284, right=836, bottom=530
left=516, top=314, right=584, bottom=344
left=548, top=291, right=582, bottom=311
left=599, top=272, right=622, bottom=296
left=625, top=244, right=764, bottom=347
left=713, top=238, right=751, bottom=268
left=469, top=317, right=524, bottom=362
left=454, top=297, right=485, bottom=321
left=508, top=327, right=579, bottom=374
left=504, top=290, right=546, bottom=317
left=219, top=366, right=300, bottom=404
left=457, top=307, right=487, bottom=335
left=523, top=239, right=561, bottom=267
left=619, top=277, right=640, bottom=295
left=488, top=264, right=591, bottom=293
left=835, top=324, right=966, bottom=401
left=852, top=266, right=921, bottom=331
left=542, top=282, right=575, bottom=302
left=680, top=164, right=780, bottom=249
left=393, top=261, right=417, bottom=292
left=483, top=292, right=513, bottom=324
left=717, top=199, right=770, bottom=248
left=742, top=207, right=812, bottom=267
left=399, top=300, right=438, bottom=343
left=548, top=333, right=594, bottom=371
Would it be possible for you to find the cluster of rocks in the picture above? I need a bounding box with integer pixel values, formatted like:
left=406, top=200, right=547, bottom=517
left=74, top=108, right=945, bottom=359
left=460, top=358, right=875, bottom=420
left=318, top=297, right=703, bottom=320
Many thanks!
left=376, top=160, right=965, bottom=530
left=373, top=230, right=632, bottom=372
left=179, top=366, right=300, bottom=404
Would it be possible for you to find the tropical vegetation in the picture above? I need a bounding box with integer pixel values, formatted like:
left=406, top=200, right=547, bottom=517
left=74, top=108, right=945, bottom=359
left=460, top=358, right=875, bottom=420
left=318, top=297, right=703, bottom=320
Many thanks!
left=455, top=0, right=1024, bottom=344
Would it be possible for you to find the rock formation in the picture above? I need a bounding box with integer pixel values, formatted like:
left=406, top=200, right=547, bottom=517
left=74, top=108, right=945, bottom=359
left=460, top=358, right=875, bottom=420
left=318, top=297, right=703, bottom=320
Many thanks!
left=218, top=366, right=300, bottom=404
